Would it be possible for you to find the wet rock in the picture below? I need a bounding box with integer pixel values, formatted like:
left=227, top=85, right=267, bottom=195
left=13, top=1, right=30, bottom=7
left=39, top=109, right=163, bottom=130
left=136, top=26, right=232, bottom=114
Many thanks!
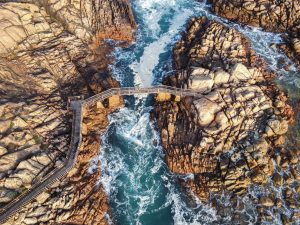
left=286, top=37, right=300, bottom=68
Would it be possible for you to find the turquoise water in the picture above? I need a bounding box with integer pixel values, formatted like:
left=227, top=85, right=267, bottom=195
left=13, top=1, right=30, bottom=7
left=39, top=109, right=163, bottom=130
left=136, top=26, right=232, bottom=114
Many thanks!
left=93, top=0, right=300, bottom=224
left=99, top=100, right=218, bottom=224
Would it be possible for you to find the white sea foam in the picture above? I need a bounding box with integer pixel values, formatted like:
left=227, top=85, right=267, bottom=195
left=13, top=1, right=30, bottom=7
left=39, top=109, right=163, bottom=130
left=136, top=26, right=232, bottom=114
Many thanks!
left=122, top=132, right=144, bottom=147
left=95, top=0, right=300, bottom=224
left=98, top=104, right=220, bottom=224
left=135, top=0, right=176, bottom=35
left=99, top=107, right=162, bottom=218
left=129, top=0, right=196, bottom=86
left=131, top=9, right=193, bottom=86
left=98, top=143, right=127, bottom=195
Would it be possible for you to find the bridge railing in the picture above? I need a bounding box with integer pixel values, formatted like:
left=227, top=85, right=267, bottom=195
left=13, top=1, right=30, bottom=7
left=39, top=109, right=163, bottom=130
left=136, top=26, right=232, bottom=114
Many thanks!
left=82, top=85, right=203, bottom=107
left=0, top=104, right=83, bottom=224
left=0, top=85, right=204, bottom=223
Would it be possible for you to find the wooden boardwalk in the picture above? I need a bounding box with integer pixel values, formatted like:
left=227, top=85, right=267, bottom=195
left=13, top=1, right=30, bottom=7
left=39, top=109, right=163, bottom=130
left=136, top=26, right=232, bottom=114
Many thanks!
left=0, top=85, right=203, bottom=223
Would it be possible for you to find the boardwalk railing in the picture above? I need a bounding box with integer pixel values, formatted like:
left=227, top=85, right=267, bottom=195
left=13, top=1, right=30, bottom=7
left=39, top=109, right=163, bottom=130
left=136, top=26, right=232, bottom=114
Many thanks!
left=0, top=85, right=202, bottom=223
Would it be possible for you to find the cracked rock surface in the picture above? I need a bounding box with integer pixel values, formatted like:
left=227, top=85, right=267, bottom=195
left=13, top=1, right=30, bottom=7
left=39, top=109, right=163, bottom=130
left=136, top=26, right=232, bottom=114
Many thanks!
left=208, top=0, right=300, bottom=69
left=153, top=17, right=298, bottom=222
left=0, top=0, right=135, bottom=224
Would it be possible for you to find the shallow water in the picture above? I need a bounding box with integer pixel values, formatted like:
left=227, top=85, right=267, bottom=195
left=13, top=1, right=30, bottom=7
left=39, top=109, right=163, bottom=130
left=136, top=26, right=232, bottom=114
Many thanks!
left=94, top=0, right=300, bottom=224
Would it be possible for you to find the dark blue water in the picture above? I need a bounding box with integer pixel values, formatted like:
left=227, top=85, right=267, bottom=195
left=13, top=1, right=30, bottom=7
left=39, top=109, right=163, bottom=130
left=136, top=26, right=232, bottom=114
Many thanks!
left=93, top=1, right=300, bottom=224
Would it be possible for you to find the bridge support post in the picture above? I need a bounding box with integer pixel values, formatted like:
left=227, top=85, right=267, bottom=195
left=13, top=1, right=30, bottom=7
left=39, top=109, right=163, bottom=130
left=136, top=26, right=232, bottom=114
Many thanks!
left=96, top=101, right=105, bottom=109
left=175, top=95, right=181, bottom=102
left=156, top=93, right=171, bottom=102
left=109, top=95, right=121, bottom=108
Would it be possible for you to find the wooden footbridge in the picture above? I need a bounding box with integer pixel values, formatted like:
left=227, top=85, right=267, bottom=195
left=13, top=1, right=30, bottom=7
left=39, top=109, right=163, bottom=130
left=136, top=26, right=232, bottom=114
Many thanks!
left=0, top=85, right=204, bottom=224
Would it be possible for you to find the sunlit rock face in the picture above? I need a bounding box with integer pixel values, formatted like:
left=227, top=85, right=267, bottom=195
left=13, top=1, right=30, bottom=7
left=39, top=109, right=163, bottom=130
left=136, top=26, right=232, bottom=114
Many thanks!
left=153, top=17, right=294, bottom=201
left=0, top=1, right=134, bottom=224
left=208, top=0, right=300, bottom=70
left=209, top=0, right=300, bottom=33
left=0, top=0, right=136, bottom=53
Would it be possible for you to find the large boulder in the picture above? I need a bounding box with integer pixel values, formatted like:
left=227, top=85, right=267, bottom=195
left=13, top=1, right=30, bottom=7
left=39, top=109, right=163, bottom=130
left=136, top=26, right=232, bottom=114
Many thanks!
left=154, top=17, right=293, bottom=203
left=194, top=97, right=221, bottom=126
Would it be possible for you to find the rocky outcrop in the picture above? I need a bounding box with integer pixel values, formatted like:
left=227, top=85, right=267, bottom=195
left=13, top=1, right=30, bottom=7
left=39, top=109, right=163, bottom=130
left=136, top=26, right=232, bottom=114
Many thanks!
left=33, top=0, right=136, bottom=45
left=209, top=0, right=300, bottom=33
left=0, top=0, right=136, bottom=50
left=153, top=17, right=295, bottom=207
left=0, top=0, right=135, bottom=224
left=3, top=102, right=124, bottom=225
left=208, top=0, right=300, bottom=68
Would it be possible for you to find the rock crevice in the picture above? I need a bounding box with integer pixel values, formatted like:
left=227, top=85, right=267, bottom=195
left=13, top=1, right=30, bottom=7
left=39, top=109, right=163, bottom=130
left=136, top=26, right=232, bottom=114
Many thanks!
left=153, top=17, right=294, bottom=202
left=0, top=1, right=135, bottom=224
left=208, top=0, right=300, bottom=69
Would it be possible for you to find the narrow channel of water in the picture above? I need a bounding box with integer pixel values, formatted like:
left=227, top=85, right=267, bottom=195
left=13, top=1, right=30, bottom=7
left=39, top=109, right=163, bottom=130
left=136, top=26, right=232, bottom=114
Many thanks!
left=93, top=1, right=300, bottom=224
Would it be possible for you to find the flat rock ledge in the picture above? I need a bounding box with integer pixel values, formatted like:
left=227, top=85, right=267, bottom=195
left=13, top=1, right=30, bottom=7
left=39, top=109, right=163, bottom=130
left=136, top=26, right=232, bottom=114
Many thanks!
left=153, top=17, right=299, bottom=223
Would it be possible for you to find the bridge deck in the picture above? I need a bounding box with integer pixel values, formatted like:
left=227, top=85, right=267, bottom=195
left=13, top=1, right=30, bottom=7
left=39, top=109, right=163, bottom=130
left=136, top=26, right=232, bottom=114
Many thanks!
left=0, top=85, right=202, bottom=223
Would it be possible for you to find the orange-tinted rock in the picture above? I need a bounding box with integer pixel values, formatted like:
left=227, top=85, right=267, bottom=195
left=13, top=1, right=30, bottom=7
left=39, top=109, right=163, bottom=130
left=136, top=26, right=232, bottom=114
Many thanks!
left=153, top=17, right=293, bottom=202
left=208, top=0, right=300, bottom=69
